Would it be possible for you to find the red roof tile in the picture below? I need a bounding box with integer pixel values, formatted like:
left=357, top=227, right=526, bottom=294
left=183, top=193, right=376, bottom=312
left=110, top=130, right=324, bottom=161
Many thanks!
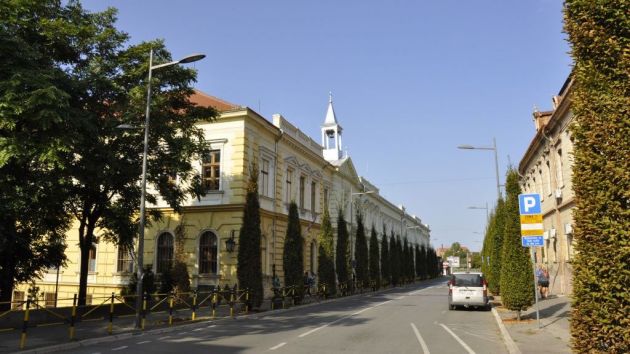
left=190, top=90, right=239, bottom=112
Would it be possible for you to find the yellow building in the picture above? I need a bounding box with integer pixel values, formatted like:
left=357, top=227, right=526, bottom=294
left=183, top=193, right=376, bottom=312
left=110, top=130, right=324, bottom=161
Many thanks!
left=14, top=92, right=430, bottom=306
left=519, top=77, right=575, bottom=295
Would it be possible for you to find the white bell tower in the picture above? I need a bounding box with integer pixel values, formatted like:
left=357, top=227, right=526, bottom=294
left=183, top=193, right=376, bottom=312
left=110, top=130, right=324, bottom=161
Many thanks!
left=321, top=92, right=343, bottom=161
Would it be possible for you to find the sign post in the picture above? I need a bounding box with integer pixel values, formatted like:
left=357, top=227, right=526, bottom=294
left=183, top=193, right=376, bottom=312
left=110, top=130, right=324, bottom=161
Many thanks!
left=518, top=194, right=542, bottom=328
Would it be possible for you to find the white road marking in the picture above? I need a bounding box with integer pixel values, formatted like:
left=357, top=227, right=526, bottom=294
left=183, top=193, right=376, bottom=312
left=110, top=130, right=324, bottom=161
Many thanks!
left=409, top=286, right=436, bottom=295
left=111, top=346, right=128, bottom=351
left=193, top=328, right=203, bottom=331
left=136, top=341, right=151, bottom=345
left=270, top=342, right=287, bottom=350
left=396, top=296, right=405, bottom=300
left=439, top=323, right=476, bottom=354
left=207, top=324, right=216, bottom=328
left=410, top=323, right=430, bottom=354
left=158, top=336, right=171, bottom=340
left=178, top=332, right=187, bottom=336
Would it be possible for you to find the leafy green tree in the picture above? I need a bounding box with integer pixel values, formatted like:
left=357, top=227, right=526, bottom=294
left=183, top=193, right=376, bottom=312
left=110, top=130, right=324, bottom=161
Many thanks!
left=443, top=242, right=467, bottom=268
left=0, top=0, right=88, bottom=308
left=368, top=225, right=380, bottom=288
left=317, top=207, right=336, bottom=296
left=565, top=2, right=629, bottom=351
left=354, top=212, right=369, bottom=288
left=335, top=209, right=350, bottom=287
left=380, top=226, right=390, bottom=286
left=237, top=164, right=263, bottom=308
left=499, top=169, right=534, bottom=320
left=283, top=202, right=303, bottom=294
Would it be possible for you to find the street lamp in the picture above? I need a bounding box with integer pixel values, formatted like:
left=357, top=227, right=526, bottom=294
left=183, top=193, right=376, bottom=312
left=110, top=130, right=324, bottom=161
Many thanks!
left=133, top=49, right=205, bottom=328
left=457, top=137, right=501, bottom=199
left=467, top=202, right=489, bottom=220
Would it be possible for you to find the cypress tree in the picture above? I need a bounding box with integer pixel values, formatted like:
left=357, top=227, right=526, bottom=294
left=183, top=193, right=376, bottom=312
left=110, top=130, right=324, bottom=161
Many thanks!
left=380, top=225, right=390, bottom=286
left=389, top=234, right=399, bottom=286
left=419, top=245, right=427, bottom=279
left=415, top=245, right=421, bottom=279
left=565, top=1, right=629, bottom=352
left=283, top=202, right=303, bottom=294
left=317, top=207, right=336, bottom=296
left=481, top=208, right=496, bottom=286
left=354, top=212, right=369, bottom=288
left=499, top=169, right=534, bottom=320
left=402, top=238, right=410, bottom=282
left=397, top=236, right=404, bottom=283
left=237, top=165, right=264, bottom=307
left=335, top=209, right=350, bottom=287
left=492, top=198, right=507, bottom=294
left=368, top=225, right=380, bottom=288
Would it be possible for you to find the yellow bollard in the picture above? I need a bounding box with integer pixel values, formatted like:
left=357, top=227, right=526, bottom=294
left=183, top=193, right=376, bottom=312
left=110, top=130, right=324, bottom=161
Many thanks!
left=108, top=292, right=114, bottom=335
left=211, top=292, right=217, bottom=320
left=141, top=294, right=147, bottom=330
left=245, top=289, right=249, bottom=315
left=168, top=293, right=174, bottom=326
left=191, top=293, right=197, bottom=321
left=229, top=291, right=235, bottom=318
left=69, top=294, right=77, bottom=340
left=19, top=299, right=30, bottom=350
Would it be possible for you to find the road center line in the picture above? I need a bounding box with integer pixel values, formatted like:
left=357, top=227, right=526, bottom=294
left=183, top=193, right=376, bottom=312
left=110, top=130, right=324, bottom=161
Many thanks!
left=193, top=328, right=203, bottom=331
left=270, top=342, right=287, bottom=350
left=439, top=323, right=476, bottom=354
left=111, top=346, right=128, bottom=351
left=410, top=323, right=430, bottom=354
left=136, top=341, right=151, bottom=345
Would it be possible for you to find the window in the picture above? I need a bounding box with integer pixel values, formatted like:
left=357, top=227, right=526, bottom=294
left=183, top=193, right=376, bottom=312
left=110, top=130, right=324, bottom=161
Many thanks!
left=545, top=161, right=552, bottom=195
left=88, top=245, right=97, bottom=273
left=556, top=149, right=564, bottom=187
left=199, top=231, right=218, bottom=274
left=311, top=182, right=317, bottom=212
left=157, top=233, right=174, bottom=273
left=285, top=168, right=293, bottom=202
left=260, top=159, right=270, bottom=197
left=202, top=150, right=221, bottom=191
left=299, top=176, right=306, bottom=208
left=12, top=291, right=25, bottom=309
left=44, top=293, right=55, bottom=308
left=117, top=246, right=134, bottom=273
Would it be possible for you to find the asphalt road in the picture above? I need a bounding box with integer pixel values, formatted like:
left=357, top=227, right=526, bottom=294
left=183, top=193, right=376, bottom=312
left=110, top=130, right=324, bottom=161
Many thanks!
left=64, top=279, right=507, bottom=354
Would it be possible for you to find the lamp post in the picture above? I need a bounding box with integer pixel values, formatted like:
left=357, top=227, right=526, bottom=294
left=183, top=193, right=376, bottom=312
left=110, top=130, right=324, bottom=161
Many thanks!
left=457, top=137, right=501, bottom=199
left=132, top=49, right=205, bottom=328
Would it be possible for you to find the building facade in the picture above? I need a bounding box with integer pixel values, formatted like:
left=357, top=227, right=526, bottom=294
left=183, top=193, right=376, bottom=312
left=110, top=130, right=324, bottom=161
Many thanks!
left=519, top=77, right=575, bottom=295
left=14, top=92, right=430, bottom=306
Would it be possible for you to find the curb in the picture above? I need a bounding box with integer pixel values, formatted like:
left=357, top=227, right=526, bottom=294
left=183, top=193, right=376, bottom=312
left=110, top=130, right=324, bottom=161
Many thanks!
left=491, top=307, right=521, bottom=354
left=12, top=280, right=444, bottom=354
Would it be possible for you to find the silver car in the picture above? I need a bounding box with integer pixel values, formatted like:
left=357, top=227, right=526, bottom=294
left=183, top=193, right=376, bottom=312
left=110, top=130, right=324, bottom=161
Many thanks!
left=448, top=272, right=490, bottom=310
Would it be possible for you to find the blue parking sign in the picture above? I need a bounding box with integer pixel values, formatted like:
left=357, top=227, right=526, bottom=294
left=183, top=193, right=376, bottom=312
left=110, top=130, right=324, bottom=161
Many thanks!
left=519, top=194, right=541, bottom=215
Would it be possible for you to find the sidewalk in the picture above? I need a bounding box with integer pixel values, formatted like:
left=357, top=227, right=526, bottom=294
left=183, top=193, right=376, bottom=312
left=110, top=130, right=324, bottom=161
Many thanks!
left=494, top=294, right=572, bottom=354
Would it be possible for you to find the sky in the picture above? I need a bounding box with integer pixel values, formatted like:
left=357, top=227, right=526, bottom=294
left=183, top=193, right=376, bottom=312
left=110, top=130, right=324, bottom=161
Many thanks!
left=83, top=0, right=572, bottom=252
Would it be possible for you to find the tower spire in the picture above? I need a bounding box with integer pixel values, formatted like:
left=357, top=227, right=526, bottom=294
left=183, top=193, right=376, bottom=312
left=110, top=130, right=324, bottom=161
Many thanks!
left=321, top=92, right=343, bottom=161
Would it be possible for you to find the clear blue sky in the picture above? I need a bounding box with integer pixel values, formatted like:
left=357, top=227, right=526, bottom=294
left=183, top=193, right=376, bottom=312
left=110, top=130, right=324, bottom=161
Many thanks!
left=84, top=0, right=572, bottom=252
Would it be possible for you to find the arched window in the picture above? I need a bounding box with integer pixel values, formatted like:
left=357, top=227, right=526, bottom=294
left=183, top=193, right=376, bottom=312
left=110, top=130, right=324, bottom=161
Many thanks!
left=310, top=241, right=317, bottom=273
left=156, top=233, right=174, bottom=273
left=199, top=231, right=218, bottom=274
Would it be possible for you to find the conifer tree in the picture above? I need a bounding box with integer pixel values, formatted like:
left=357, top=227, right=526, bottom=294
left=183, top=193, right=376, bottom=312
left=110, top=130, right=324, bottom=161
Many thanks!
left=565, top=1, right=629, bottom=351
left=317, top=207, right=336, bottom=296
left=354, top=212, right=369, bottom=288
left=402, top=238, right=410, bottom=282
left=489, top=198, right=506, bottom=295
left=283, top=202, right=303, bottom=294
left=237, top=165, right=263, bottom=307
left=368, top=225, right=380, bottom=288
left=419, top=245, right=427, bottom=279
left=335, top=209, right=350, bottom=287
left=415, top=245, right=421, bottom=279
left=380, top=226, right=390, bottom=286
left=389, top=234, right=399, bottom=286
left=499, top=169, right=534, bottom=320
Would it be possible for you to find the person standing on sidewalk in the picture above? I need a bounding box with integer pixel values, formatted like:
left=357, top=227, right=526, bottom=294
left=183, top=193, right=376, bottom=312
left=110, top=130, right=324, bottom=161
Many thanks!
left=537, top=267, right=549, bottom=299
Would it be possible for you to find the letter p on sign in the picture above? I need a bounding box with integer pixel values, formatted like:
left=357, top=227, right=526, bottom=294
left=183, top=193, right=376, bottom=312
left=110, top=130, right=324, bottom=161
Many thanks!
left=519, top=194, right=541, bottom=215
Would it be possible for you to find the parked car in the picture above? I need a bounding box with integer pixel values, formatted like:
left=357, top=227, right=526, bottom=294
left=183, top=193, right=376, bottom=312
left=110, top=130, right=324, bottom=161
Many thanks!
left=448, top=272, right=489, bottom=310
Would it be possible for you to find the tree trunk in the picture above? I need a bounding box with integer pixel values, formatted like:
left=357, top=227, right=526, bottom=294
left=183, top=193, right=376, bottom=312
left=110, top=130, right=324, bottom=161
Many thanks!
left=77, top=218, right=96, bottom=307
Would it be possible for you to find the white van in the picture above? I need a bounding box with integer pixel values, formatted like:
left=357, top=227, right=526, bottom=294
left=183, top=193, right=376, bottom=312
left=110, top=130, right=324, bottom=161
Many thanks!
left=448, top=272, right=489, bottom=310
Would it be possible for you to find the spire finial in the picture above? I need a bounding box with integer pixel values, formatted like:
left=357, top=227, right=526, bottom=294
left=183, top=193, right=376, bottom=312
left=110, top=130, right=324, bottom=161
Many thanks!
left=329, top=91, right=333, bottom=104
